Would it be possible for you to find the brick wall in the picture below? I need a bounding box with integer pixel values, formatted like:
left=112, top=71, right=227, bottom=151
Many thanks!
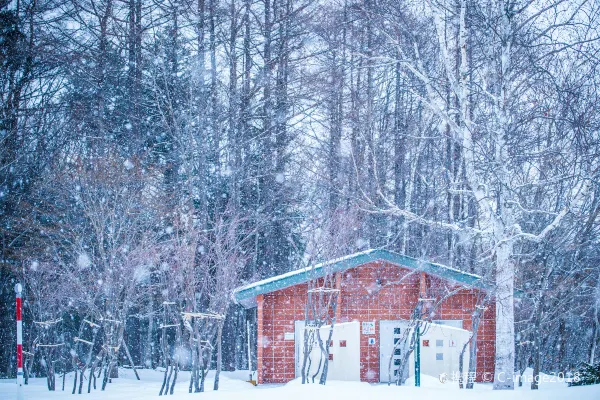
left=256, top=261, right=496, bottom=384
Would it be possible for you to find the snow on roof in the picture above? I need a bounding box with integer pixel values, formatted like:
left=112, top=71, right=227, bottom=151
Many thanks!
left=427, top=321, right=470, bottom=334
left=237, top=248, right=378, bottom=292
left=233, top=249, right=497, bottom=308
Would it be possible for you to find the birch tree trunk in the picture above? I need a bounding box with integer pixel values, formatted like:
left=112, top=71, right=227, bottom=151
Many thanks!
left=493, top=239, right=515, bottom=389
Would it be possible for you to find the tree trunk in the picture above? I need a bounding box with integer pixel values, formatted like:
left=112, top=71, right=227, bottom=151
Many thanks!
left=122, top=338, right=140, bottom=380
left=532, top=341, right=540, bottom=390
left=493, top=240, right=515, bottom=390
left=591, top=305, right=599, bottom=364
left=318, top=326, right=334, bottom=385
left=459, top=340, right=469, bottom=389
left=466, top=305, right=483, bottom=389
left=214, top=322, right=224, bottom=390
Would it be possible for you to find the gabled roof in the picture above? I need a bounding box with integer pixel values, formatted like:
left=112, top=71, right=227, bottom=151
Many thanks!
left=233, top=249, right=496, bottom=308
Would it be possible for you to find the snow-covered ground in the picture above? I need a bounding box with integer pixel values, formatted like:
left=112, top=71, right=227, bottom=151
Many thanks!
left=1, top=369, right=599, bottom=400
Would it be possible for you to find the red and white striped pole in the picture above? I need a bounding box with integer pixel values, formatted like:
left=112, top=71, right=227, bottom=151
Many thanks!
left=15, top=283, right=24, bottom=400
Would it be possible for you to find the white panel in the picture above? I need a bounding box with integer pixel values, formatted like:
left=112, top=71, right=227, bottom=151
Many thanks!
left=420, top=322, right=471, bottom=380
left=379, top=320, right=471, bottom=383
left=326, top=321, right=360, bottom=381
left=295, top=320, right=360, bottom=381
left=379, top=320, right=413, bottom=383
left=294, top=320, right=305, bottom=378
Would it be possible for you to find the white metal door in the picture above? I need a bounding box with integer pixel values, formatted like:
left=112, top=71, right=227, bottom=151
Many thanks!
left=294, top=320, right=305, bottom=378
left=421, top=322, right=470, bottom=380
left=379, top=320, right=411, bottom=383
left=295, top=320, right=361, bottom=381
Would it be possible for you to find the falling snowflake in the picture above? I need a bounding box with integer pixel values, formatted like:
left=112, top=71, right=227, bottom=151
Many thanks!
left=77, top=253, right=91, bottom=269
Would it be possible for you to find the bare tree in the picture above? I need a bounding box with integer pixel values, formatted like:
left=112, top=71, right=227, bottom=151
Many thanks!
left=298, top=208, right=359, bottom=384
left=358, top=0, right=598, bottom=389
left=157, top=207, right=250, bottom=394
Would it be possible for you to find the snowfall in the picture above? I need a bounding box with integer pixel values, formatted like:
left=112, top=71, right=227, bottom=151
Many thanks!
left=2, top=368, right=600, bottom=400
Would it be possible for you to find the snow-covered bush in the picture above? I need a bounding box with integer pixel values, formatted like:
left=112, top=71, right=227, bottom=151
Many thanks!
left=570, top=363, right=600, bottom=386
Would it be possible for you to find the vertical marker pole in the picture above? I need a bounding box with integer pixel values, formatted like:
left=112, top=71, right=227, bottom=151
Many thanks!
left=414, top=326, right=420, bottom=387
left=15, top=283, right=24, bottom=400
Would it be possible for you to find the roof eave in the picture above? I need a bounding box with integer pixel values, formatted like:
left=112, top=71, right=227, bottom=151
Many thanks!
left=233, top=249, right=506, bottom=308
left=233, top=250, right=383, bottom=308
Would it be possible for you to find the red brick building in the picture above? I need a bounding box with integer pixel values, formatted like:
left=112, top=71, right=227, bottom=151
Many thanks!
left=234, top=249, right=496, bottom=384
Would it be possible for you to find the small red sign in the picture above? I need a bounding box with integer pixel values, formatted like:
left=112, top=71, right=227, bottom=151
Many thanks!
left=422, top=340, right=430, bottom=347
left=340, top=340, right=347, bottom=347
left=329, top=354, right=333, bottom=361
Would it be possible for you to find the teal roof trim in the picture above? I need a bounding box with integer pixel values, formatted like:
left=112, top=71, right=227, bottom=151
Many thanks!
left=233, top=249, right=507, bottom=308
